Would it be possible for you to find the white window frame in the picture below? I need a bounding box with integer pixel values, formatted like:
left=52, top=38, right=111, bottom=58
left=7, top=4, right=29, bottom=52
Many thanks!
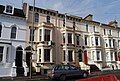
left=44, top=49, right=51, bottom=62
left=68, top=33, right=72, bottom=44
left=105, top=39, right=108, bottom=47
left=106, top=52, right=110, bottom=61
left=84, top=36, right=88, bottom=46
left=68, top=50, right=73, bottom=62
left=39, top=29, right=42, bottom=41
left=91, top=37, right=94, bottom=46
left=44, top=28, right=52, bottom=41
left=91, top=51, right=95, bottom=60
left=76, top=35, right=80, bottom=46
left=95, top=37, right=100, bottom=46
left=34, top=13, right=39, bottom=22
left=96, top=51, right=101, bottom=61
left=110, top=52, right=115, bottom=61
left=4, top=5, right=14, bottom=14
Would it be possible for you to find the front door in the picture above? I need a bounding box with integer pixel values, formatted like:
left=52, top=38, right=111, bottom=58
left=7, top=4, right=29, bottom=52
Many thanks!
left=26, top=52, right=31, bottom=75
left=15, top=47, right=24, bottom=76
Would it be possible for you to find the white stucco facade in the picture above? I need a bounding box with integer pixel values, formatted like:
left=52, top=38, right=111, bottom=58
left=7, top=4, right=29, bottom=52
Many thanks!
left=0, top=4, right=27, bottom=77
left=23, top=3, right=120, bottom=75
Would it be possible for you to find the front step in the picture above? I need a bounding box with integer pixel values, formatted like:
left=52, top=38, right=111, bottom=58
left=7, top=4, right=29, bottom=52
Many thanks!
left=16, top=67, right=24, bottom=76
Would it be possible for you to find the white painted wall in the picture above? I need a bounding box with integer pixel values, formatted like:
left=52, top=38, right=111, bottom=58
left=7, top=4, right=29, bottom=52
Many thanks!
left=0, top=14, right=27, bottom=77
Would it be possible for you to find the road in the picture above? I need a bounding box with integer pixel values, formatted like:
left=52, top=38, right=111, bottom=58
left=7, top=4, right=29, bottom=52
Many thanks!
left=0, top=70, right=120, bottom=81
left=46, top=70, right=120, bottom=81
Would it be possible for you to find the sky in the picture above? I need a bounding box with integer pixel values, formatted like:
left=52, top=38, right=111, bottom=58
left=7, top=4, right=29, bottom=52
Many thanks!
left=0, top=0, right=120, bottom=26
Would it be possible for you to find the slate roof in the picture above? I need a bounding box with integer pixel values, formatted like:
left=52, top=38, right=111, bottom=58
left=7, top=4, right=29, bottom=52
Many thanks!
left=0, top=5, right=25, bottom=18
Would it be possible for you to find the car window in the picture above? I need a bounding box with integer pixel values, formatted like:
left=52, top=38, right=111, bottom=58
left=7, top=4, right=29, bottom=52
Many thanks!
left=58, top=65, right=64, bottom=70
left=64, top=65, right=70, bottom=70
left=54, top=65, right=59, bottom=70
left=70, top=65, right=78, bottom=70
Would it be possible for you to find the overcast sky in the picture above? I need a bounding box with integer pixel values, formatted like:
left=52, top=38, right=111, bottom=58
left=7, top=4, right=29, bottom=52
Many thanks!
left=1, top=0, right=120, bottom=26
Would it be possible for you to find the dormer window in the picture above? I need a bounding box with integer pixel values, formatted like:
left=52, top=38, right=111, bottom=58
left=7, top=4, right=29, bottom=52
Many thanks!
left=4, top=5, right=14, bottom=14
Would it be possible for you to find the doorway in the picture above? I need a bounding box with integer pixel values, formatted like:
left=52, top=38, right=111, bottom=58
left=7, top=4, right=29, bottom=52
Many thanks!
left=25, top=46, right=34, bottom=75
left=15, top=47, right=24, bottom=76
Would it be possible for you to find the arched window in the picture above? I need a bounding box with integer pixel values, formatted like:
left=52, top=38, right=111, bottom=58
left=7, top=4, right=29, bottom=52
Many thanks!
left=11, top=26, right=17, bottom=39
left=0, top=22, right=2, bottom=37
left=34, top=13, right=39, bottom=22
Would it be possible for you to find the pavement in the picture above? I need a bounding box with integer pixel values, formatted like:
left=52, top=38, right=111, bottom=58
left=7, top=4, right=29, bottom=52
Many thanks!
left=0, top=75, right=49, bottom=81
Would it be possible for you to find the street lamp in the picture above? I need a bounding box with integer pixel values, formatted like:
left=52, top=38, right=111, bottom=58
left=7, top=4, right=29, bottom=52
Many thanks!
left=29, top=0, right=35, bottom=79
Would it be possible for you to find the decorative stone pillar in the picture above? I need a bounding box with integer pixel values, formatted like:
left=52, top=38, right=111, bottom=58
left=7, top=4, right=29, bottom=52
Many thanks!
left=23, top=61, right=29, bottom=76
left=11, top=61, right=16, bottom=77
left=41, top=47, right=44, bottom=63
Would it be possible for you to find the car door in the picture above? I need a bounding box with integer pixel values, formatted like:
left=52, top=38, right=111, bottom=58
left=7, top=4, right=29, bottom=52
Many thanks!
left=69, top=65, right=81, bottom=77
left=64, top=65, right=71, bottom=77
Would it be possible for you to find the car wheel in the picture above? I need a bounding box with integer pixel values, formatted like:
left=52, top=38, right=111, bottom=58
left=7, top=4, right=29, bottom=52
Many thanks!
left=82, top=72, right=88, bottom=78
left=59, top=74, right=66, bottom=81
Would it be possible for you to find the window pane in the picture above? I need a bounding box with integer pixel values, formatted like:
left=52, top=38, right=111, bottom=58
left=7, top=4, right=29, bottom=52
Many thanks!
left=93, top=26, right=95, bottom=32
left=104, top=29, right=106, bottom=35
left=113, top=39, right=115, bottom=47
left=109, top=30, right=111, bottom=35
left=68, top=33, right=72, bottom=43
left=109, top=39, right=112, bottom=47
left=86, top=24, right=88, bottom=32
left=44, top=29, right=50, bottom=41
left=76, top=35, right=80, bottom=45
left=106, top=52, right=109, bottom=61
left=29, top=28, right=35, bottom=41
left=95, top=37, right=98, bottom=46
left=44, top=49, right=50, bottom=62
left=0, top=55, right=3, bottom=62
left=63, top=19, right=65, bottom=27
left=92, top=51, right=94, bottom=60
left=97, top=51, right=100, bottom=60
left=0, top=46, right=4, bottom=62
left=68, top=50, right=73, bottom=62
left=73, top=21, right=75, bottom=29
left=85, top=36, right=87, bottom=45
left=0, top=46, right=4, bottom=53
left=39, top=29, right=42, bottom=41
left=91, top=37, right=94, bottom=46
left=6, top=5, right=13, bottom=13
left=34, top=13, right=39, bottom=22
left=111, top=52, right=114, bottom=61
left=105, top=39, right=108, bottom=47
left=39, top=49, right=41, bottom=62
left=0, top=23, right=2, bottom=37
left=6, top=47, right=9, bottom=62
left=11, top=27, right=16, bottom=39
left=47, top=16, right=50, bottom=23
left=63, top=50, right=65, bottom=61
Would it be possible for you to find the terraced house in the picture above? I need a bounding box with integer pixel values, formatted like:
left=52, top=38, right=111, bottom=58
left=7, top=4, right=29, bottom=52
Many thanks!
left=23, top=3, right=120, bottom=75
left=0, top=4, right=28, bottom=77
